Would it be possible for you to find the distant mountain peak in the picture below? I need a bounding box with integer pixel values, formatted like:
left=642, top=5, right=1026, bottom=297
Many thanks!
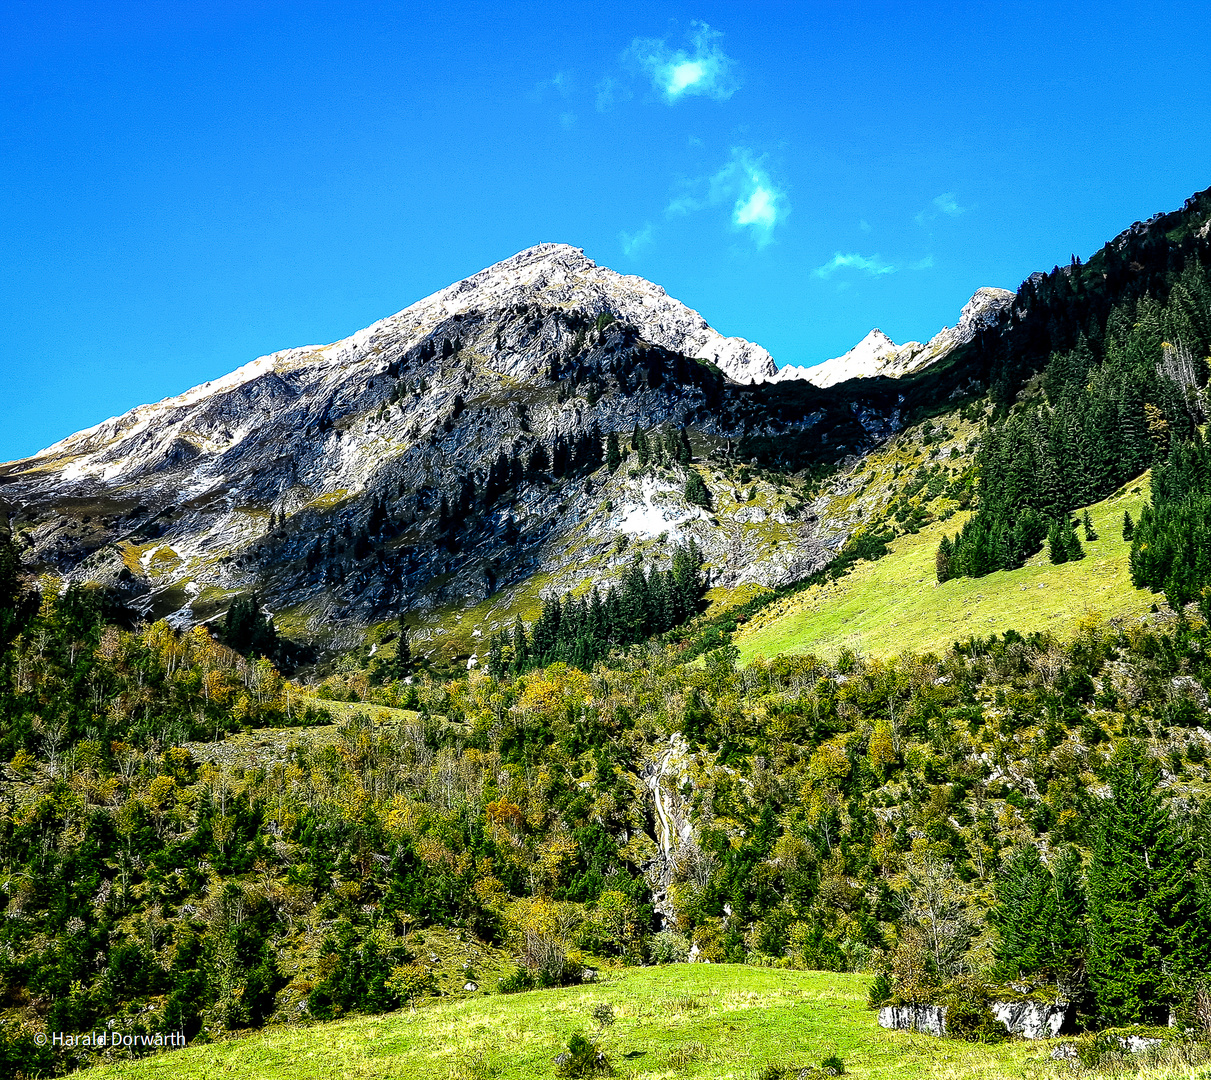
left=773, top=287, right=1014, bottom=388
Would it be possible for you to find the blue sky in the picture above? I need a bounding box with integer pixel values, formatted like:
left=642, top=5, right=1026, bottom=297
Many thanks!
left=2, top=0, right=1209, bottom=462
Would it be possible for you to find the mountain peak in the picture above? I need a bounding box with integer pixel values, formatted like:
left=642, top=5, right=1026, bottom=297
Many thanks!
left=773, top=287, right=1014, bottom=388
left=391, top=244, right=775, bottom=384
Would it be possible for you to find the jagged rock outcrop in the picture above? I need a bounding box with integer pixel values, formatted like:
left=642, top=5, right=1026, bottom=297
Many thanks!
left=776, top=287, right=1015, bottom=388
left=878, top=1000, right=1071, bottom=1040
left=992, top=1000, right=1072, bottom=1039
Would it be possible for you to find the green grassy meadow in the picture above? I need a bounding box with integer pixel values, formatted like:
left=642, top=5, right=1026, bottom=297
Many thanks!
left=84, top=966, right=1095, bottom=1080
left=735, top=480, right=1155, bottom=664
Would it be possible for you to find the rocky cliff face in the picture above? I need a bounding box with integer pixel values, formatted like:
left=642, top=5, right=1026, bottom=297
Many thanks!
left=0, top=244, right=963, bottom=661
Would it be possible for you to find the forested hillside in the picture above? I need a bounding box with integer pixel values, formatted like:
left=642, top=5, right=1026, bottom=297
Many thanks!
left=7, top=522, right=1211, bottom=1075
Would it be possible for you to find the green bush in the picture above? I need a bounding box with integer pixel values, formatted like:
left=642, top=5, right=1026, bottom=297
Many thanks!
left=867, top=972, right=893, bottom=1008
left=556, top=1032, right=612, bottom=1077
left=941, top=983, right=1008, bottom=1043
left=651, top=930, right=690, bottom=964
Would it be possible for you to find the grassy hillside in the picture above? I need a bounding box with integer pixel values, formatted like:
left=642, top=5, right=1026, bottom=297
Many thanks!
left=735, top=477, right=1154, bottom=664
left=89, top=965, right=1076, bottom=1080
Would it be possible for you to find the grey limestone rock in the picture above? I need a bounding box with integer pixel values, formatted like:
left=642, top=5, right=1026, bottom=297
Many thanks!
left=991, top=999, right=1072, bottom=1039
left=877, top=1004, right=947, bottom=1037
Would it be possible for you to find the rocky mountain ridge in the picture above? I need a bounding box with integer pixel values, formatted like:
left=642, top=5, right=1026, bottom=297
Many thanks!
left=0, top=243, right=1000, bottom=662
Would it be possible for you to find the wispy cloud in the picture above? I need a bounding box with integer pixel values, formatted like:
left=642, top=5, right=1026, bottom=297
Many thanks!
left=619, top=223, right=654, bottom=256
left=595, top=75, right=632, bottom=112
left=666, top=148, right=786, bottom=246
left=915, top=192, right=965, bottom=224
left=812, top=252, right=897, bottom=279
left=627, top=22, right=738, bottom=103
left=530, top=71, right=573, bottom=102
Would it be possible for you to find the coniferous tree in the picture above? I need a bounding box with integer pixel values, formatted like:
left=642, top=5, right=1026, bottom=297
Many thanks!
left=394, top=617, right=412, bottom=678
left=527, top=442, right=550, bottom=476
left=632, top=424, right=649, bottom=467
left=1065, top=518, right=1085, bottom=561
left=0, top=528, right=23, bottom=649
left=935, top=536, right=953, bottom=583
left=684, top=471, right=713, bottom=510
left=606, top=431, right=622, bottom=472
left=1122, top=510, right=1135, bottom=540
left=990, top=845, right=1086, bottom=995
left=1048, top=519, right=1070, bottom=565
left=222, top=594, right=278, bottom=660
left=1087, top=741, right=1206, bottom=1024
left=1082, top=509, right=1098, bottom=542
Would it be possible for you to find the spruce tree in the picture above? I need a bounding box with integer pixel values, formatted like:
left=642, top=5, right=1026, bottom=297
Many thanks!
left=0, top=528, right=21, bottom=648
left=935, top=536, right=953, bottom=583
left=990, top=845, right=1086, bottom=994
left=1082, top=509, right=1098, bottom=542
left=606, top=431, right=622, bottom=472
left=1048, top=519, right=1070, bottom=564
left=684, top=471, right=713, bottom=510
left=1122, top=510, right=1134, bottom=540
left=1087, top=741, right=1205, bottom=1023
left=394, top=615, right=411, bottom=677
left=632, top=425, right=649, bottom=467
left=1064, top=517, right=1085, bottom=561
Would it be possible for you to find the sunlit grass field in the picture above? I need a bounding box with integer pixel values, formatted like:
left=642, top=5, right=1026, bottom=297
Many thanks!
left=735, top=479, right=1155, bottom=665
left=82, top=965, right=1110, bottom=1080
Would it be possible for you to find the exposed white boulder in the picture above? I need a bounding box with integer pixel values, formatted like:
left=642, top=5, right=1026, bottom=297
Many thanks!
left=877, top=1004, right=947, bottom=1036
left=992, top=1000, right=1072, bottom=1039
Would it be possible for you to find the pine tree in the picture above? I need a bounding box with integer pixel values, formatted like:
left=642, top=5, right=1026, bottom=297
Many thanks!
left=606, top=431, right=622, bottom=472
left=1087, top=741, right=1206, bottom=1024
left=394, top=616, right=412, bottom=678
left=1047, top=519, right=1069, bottom=564
left=935, top=536, right=953, bottom=583
left=1122, top=510, right=1134, bottom=541
left=1083, top=509, right=1098, bottom=542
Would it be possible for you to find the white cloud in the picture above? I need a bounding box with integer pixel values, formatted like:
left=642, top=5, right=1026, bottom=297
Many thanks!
left=734, top=184, right=776, bottom=230
left=619, top=223, right=654, bottom=256
left=916, top=192, right=965, bottom=224
left=666, top=148, right=786, bottom=246
left=812, top=252, right=897, bottom=278
left=628, top=22, right=738, bottom=103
